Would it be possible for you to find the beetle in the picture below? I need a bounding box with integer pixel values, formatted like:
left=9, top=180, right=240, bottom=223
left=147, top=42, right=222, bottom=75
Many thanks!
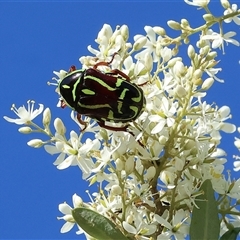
left=58, top=54, right=146, bottom=131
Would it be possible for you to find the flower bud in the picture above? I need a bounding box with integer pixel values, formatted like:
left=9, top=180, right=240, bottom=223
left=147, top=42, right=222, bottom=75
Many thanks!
left=197, top=0, right=210, bottom=7
left=206, top=51, right=217, bottom=61
left=202, top=77, right=214, bottom=90
left=111, top=185, right=122, bottom=196
left=181, top=19, right=190, bottom=28
left=172, top=46, right=179, bottom=56
left=27, top=139, right=44, bottom=148
left=173, top=61, right=185, bottom=77
left=43, top=108, right=51, bottom=127
left=145, top=166, right=156, bottom=180
left=115, top=158, right=124, bottom=171
left=187, top=45, right=195, bottom=59
left=144, top=52, right=153, bottom=71
left=159, top=135, right=167, bottom=145
left=99, top=128, right=108, bottom=142
left=220, top=0, right=230, bottom=9
left=161, top=46, right=172, bottom=62
left=203, top=13, right=214, bottom=22
left=193, top=77, right=203, bottom=86
left=97, top=24, right=112, bottom=41
left=153, top=26, right=166, bottom=36
left=120, top=25, right=129, bottom=41
left=115, top=35, right=124, bottom=50
left=18, top=126, right=32, bottom=134
left=184, top=140, right=196, bottom=150
left=54, top=118, right=66, bottom=136
left=176, top=85, right=187, bottom=98
left=133, top=37, right=147, bottom=51
left=183, top=38, right=190, bottom=44
left=199, top=45, right=210, bottom=56
left=206, top=60, right=220, bottom=69
left=196, top=39, right=207, bottom=48
left=193, top=69, right=203, bottom=79
left=167, top=57, right=182, bottom=68
left=234, top=139, right=240, bottom=149
left=189, top=168, right=202, bottom=179
left=125, top=156, right=134, bottom=174
left=110, top=25, right=120, bottom=43
left=167, top=20, right=181, bottom=30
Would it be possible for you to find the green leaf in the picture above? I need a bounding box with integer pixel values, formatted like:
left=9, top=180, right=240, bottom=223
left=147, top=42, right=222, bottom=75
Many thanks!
left=220, top=228, right=240, bottom=240
left=72, top=207, right=129, bottom=240
left=190, top=179, right=220, bottom=240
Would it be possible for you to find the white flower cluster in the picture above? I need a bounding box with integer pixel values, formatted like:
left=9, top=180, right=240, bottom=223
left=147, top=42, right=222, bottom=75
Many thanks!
left=4, top=1, right=240, bottom=239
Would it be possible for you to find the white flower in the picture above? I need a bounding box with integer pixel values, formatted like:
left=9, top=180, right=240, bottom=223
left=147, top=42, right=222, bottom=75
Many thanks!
left=4, top=100, right=44, bottom=125
left=123, top=211, right=156, bottom=236
left=202, top=29, right=240, bottom=53
left=212, top=108, right=235, bottom=142
left=45, top=131, right=99, bottom=179
left=27, top=139, right=44, bottom=148
left=233, top=160, right=240, bottom=171
left=84, top=24, right=130, bottom=65
left=184, top=0, right=209, bottom=8
left=224, top=4, right=240, bottom=25
left=155, top=209, right=190, bottom=240
left=122, top=55, right=151, bottom=85
left=57, top=194, right=84, bottom=234
left=149, top=96, right=177, bottom=134
left=205, top=65, right=223, bottom=83
left=194, top=101, right=236, bottom=141
left=134, top=26, right=162, bottom=62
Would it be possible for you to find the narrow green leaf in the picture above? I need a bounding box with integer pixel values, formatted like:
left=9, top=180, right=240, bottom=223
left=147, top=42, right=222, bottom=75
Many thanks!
left=72, top=207, right=128, bottom=240
left=190, top=179, right=220, bottom=240
left=220, top=228, right=240, bottom=240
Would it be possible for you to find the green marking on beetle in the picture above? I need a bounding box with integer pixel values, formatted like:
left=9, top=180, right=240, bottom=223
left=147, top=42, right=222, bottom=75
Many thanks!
left=108, top=110, right=114, bottom=119
left=130, top=106, right=138, bottom=115
left=119, top=89, right=128, bottom=100
left=116, top=78, right=123, bottom=87
left=59, top=66, right=145, bottom=127
left=131, top=90, right=142, bottom=102
left=72, top=78, right=81, bottom=101
left=62, top=85, right=71, bottom=89
left=78, top=102, right=111, bottom=109
left=85, top=76, right=116, bottom=91
left=117, top=102, right=123, bottom=114
left=82, top=89, right=95, bottom=95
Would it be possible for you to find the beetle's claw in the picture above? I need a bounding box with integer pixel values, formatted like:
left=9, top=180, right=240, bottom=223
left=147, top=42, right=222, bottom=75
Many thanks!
left=77, top=113, right=88, bottom=132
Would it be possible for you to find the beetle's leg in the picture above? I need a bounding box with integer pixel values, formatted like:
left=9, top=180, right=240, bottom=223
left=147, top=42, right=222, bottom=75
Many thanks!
left=68, top=65, right=76, bottom=72
left=60, top=99, right=67, bottom=109
left=93, top=61, right=109, bottom=69
left=97, top=121, right=129, bottom=132
left=93, top=52, right=119, bottom=69
left=93, top=53, right=131, bottom=81
left=108, top=69, right=131, bottom=81
left=127, top=131, right=144, bottom=147
left=77, top=113, right=88, bottom=131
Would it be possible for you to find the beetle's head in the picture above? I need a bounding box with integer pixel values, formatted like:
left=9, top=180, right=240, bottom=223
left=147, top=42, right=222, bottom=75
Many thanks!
left=58, top=69, right=84, bottom=110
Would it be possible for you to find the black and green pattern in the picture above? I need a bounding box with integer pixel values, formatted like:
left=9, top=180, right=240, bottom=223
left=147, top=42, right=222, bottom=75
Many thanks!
left=59, top=65, right=145, bottom=128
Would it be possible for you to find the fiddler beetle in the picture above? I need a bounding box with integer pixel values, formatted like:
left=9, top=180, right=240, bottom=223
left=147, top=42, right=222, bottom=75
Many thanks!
left=58, top=54, right=146, bottom=131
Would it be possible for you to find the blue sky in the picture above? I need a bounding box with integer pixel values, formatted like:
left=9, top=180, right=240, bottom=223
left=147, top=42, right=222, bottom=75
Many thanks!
left=1, top=1, right=240, bottom=239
